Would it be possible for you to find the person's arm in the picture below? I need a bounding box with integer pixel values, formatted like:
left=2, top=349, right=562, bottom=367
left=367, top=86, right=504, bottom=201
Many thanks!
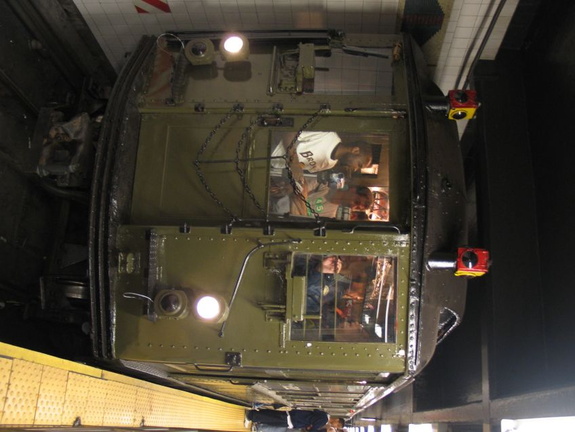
left=280, top=132, right=306, bottom=184
left=290, top=200, right=308, bottom=216
left=280, top=132, right=299, bottom=151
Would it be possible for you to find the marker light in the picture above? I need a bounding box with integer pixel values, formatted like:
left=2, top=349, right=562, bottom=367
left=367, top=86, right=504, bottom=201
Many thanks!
left=154, top=289, right=189, bottom=320
left=220, top=33, right=249, bottom=61
left=184, top=38, right=215, bottom=65
left=448, top=89, right=478, bottom=120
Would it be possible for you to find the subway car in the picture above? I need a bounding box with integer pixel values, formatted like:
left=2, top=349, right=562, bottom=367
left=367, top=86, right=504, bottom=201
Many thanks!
left=89, top=30, right=488, bottom=418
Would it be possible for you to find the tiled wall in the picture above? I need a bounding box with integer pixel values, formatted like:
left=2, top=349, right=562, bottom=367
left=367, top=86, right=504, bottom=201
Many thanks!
left=72, top=0, right=519, bottom=134
left=433, top=0, right=519, bottom=94
left=72, top=0, right=401, bottom=71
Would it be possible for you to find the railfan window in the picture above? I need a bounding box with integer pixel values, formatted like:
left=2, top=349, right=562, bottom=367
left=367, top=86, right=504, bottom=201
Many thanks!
left=268, top=131, right=390, bottom=221
left=290, top=253, right=397, bottom=343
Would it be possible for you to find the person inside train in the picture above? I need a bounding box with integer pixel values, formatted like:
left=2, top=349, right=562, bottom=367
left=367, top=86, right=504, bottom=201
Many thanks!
left=292, top=255, right=350, bottom=316
left=269, top=175, right=374, bottom=219
left=245, top=407, right=345, bottom=432
left=289, top=182, right=374, bottom=218
left=350, top=210, right=369, bottom=220
left=270, top=131, right=373, bottom=180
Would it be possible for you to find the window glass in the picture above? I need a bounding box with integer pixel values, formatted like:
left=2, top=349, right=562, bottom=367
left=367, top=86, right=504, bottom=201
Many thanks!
left=274, top=45, right=394, bottom=96
left=268, top=131, right=389, bottom=221
left=314, top=48, right=394, bottom=96
left=290, top=253, right=397, bottom=342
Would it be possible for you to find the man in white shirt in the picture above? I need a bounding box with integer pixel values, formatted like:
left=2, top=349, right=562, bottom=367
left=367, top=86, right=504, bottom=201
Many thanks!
left=268, top=131, right=374, bottom=217
left=271, top=131, right=373, bottom=178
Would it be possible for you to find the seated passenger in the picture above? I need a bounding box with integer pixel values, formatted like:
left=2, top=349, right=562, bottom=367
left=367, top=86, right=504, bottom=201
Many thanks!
left=289, top=179, right=374, bottom=218
left=292, top=255, right=349, bottom=315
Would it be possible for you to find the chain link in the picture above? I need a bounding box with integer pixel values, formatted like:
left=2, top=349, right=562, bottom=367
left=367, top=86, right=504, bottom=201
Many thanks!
left=235, top=116, right=267, bottom=218
left=195, top=107, right=326, bottom=227
left=193, top=109, right=238, bottom=221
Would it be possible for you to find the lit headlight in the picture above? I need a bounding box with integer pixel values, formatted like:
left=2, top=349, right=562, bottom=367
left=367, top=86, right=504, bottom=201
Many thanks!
left=223, top=36, right=243, bottom=53
left=220, top=33, right=249, bottom=61
left=193, top=294, right=229, bottom=323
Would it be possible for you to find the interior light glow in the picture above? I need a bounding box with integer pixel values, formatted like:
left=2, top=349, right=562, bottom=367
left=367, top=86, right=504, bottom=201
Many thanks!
left=502, top=416, right=575, bottom=432
left=196, top=295, right=221, bottom=320
left=408, top=424, right=433, bottom=432
left=224, top=36, right=244, bottom=53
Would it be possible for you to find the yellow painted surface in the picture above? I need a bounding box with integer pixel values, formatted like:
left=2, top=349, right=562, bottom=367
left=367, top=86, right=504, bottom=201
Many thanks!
left=35, top=366, right=68, bottom=425
left=0, top=342, right=247, bottom=430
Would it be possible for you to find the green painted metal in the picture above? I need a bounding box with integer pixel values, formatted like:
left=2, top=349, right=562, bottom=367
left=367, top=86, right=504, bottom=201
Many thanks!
left=95, top=31, right=468, bottom=416
left=114, top=226, right=410, bottom=376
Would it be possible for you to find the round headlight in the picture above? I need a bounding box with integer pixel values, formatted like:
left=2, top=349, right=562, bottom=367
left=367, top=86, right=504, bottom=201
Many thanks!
left=196, top=295, right=222, bottom=320
left=223, top=36, right=244, bottom=54
left=193, top=294, right=229, bottom=323
left=219, top=33, right=249, bottom=61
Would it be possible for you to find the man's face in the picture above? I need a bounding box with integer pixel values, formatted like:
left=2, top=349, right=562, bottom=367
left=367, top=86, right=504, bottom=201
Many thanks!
left=340, top=149, right=372, bottom=173
left=351, top=193, right=372, bottom=211
left=321, top=256, right=343, bottom=274
left=328, top=418, right=344, bottom=429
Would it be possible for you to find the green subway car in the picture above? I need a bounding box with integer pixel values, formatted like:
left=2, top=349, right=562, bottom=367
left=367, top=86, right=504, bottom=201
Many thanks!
left=89, top=30, right=486, bottom=418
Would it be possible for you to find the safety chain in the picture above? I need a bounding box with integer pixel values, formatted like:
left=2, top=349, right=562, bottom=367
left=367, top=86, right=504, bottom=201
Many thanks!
left=283, top=108, right=325, bottom=224
left=193, top=107, right=240, bottom=222
left=194, top=106, right=325, bottom=229
left=235, top=116, right=268, bottom=218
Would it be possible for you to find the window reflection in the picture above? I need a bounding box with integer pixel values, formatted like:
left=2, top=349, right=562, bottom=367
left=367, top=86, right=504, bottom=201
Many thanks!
left=290, top=253, right=396, bottom=343
left=268, top=131, right=390, bottom=222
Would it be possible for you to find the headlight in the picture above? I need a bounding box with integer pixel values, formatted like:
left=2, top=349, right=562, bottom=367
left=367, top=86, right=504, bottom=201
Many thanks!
left=220, top=33, right=249, bottom=61
left=193, top=294, right=229, bottom=323
left=223, top=36, right=244, bottom=53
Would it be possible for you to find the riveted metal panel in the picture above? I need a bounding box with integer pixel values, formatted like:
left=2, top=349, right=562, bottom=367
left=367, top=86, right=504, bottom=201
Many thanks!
left=114, top=226, right=409, bottom=375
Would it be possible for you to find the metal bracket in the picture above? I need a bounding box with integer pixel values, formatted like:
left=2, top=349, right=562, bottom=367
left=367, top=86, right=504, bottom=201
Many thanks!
left=225, top=352, right=242, bottom=367
left=263, top=224, right=275, bottom=236
left=314, top=224, right=327, bottom=237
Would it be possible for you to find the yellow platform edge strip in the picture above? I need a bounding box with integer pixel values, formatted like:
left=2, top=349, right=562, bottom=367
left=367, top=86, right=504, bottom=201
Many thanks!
left=0, top=342, right=247, bottom=431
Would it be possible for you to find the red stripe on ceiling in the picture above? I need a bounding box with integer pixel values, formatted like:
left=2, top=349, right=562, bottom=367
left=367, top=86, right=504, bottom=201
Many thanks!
left=134, top=5, right=149, bottom=13
left=141, top=0, right=171, bottom=13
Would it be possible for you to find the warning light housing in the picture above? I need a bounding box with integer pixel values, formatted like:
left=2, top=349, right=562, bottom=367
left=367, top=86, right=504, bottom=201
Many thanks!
left=448, top=90, right=479, bottom=120
left=455, top=247, right=490, bottom=277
